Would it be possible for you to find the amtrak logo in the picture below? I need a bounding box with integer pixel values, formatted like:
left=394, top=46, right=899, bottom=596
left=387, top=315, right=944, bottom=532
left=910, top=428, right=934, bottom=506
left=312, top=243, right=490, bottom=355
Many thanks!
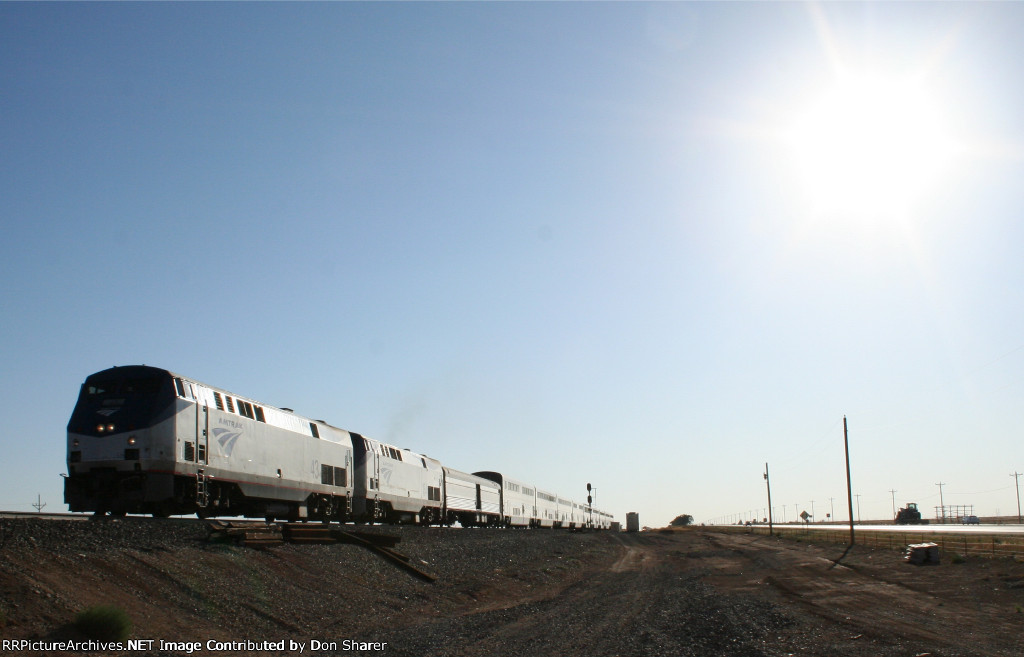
left=213, top=427, right=242, bottom=456
left=97, top=409, right=118, bottom=417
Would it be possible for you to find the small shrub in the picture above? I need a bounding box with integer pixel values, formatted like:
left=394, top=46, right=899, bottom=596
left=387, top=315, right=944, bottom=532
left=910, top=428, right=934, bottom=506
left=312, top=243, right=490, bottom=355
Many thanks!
left=1015, top=603, right=1022, bottom=614
left=951, top=553, right=966, bottom=565
left=74, top=605, right=132, bottom=641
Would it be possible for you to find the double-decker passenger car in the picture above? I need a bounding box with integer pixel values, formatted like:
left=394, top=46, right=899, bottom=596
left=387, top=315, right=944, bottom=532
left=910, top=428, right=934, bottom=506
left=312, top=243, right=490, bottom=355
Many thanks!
left=65, top=365, right=613, bottom=528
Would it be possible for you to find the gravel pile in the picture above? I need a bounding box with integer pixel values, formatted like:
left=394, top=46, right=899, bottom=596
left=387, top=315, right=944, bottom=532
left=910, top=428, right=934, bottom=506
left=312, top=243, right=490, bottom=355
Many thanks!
left=0, top=517, right=625, bottom=654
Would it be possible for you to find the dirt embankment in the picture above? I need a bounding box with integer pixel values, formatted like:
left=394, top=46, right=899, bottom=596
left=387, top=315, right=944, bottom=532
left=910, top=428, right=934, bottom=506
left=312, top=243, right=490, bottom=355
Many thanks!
left=1, top=519, right=1022, bottom=656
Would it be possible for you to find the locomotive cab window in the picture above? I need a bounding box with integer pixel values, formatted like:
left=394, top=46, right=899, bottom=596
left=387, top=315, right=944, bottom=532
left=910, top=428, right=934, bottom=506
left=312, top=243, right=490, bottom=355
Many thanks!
left=309, top=423, right=320, bottom=438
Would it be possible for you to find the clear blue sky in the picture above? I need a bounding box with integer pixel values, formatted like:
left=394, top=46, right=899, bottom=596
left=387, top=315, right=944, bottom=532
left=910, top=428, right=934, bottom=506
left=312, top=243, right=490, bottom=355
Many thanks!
left=2, top=2, right=1023, bottom=527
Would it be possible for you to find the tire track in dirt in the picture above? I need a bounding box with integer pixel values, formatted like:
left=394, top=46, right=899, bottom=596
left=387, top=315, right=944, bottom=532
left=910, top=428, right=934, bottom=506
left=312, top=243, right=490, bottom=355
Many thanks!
left=700, top=530, right=1022, bottom=655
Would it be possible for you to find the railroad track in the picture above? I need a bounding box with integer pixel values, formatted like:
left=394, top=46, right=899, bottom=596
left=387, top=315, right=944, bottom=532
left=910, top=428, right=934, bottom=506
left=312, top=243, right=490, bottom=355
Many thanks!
left=0, top=512, right=438, bottom=581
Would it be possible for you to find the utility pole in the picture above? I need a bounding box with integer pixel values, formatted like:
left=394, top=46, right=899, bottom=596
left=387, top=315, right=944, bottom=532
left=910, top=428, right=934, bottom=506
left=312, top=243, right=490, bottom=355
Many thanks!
left=1011, top=472, right=1022, bottom=524
left=829, top=497, right=835, bottom=524
left=844, top=416, right=855, bottom=544
left=32, top=494, right=46, bottom=513
left=763, top=463, right=774, bottom=536
left=936, top=482, right=946, bottom=523
left=889, top=489, right=897, bottom=520
left=855, top=493, right=862, bottom=523
left=810, top=499, right=815, bottom=523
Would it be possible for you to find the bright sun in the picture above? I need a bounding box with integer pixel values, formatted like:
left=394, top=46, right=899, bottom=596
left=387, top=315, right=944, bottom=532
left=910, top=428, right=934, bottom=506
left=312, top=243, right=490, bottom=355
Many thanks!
left=787, top=70, right=955, bottom=225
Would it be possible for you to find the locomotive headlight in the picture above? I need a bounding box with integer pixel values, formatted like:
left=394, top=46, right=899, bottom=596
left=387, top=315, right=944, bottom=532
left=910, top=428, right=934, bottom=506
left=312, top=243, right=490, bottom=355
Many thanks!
left=96, top=424, right=105, bottom=433
left=107, top=423, right=115, bottom=433
left=127, top=436, right=137, bottom=446
left=73, top=439, right=80, bottom=448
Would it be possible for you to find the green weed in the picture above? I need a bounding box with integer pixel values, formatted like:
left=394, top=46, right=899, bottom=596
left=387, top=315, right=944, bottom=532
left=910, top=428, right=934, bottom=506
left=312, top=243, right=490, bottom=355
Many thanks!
left=74, top=605, right=132, bottom=641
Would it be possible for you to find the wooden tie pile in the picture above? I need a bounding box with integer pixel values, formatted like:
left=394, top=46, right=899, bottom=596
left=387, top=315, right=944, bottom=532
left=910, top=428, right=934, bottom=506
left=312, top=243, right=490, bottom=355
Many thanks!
left=206, top=520, right=436, bottom=582
left=903, top=542, right=940, bottom=565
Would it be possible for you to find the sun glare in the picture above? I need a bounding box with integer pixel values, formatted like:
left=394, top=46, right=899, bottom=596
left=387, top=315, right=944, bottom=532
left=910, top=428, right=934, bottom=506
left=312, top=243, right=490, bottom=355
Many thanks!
left=787, top=70, right=955, bottom=225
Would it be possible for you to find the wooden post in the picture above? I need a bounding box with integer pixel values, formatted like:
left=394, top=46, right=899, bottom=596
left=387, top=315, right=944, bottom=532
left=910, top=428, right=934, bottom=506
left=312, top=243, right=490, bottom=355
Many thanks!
left=844, top=416, right=855, bottom=546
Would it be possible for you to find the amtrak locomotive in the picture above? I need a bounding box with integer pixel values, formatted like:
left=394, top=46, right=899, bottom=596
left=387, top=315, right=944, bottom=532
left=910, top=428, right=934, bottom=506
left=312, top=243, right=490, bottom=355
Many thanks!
left=64, top=365, right=613, bottom=528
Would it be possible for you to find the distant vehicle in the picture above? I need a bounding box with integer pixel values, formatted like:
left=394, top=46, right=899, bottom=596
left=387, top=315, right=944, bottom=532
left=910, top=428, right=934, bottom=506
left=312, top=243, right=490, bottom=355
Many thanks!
left=895, top=502, right=929, bottom=525
left=961, top=515, right=980, bottom=525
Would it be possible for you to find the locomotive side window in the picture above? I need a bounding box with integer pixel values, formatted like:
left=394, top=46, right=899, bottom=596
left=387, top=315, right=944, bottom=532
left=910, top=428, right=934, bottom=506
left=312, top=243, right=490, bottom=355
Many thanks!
left=254, top=405, right=265, bottom=422
left=174, top=378, right=185, bottom=397
left=309, top=423, right=320, bottom=438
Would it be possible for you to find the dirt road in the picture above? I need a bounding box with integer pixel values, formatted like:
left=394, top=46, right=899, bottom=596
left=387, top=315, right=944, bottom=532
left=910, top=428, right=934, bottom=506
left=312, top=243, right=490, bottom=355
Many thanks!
left=1, top=519, right=1022, bottom=656
left=355, top=529, right=1024, bottom=657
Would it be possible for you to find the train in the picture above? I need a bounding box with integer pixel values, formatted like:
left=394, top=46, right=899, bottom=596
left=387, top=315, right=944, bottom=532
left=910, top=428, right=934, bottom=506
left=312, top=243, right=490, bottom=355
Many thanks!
left=64, top=365, right=613, bottom=529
